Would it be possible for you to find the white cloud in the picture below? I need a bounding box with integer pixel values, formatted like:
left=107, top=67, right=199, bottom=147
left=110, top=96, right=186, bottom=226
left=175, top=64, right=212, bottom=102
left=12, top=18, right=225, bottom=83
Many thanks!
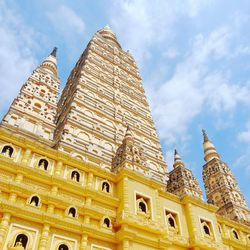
left=47, top=5, right=85, bottom=37
left=0, top=0, right=39, bottom=118
left=110, top=0, right=214, bottom=64
left=149, top=25, right=250, bottom=145
left=238, top=121, right=250, bottom=144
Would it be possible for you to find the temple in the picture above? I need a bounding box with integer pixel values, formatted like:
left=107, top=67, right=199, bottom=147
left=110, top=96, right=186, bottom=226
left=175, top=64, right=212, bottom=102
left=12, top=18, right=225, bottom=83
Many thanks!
left=0, top=26, right=249, bottom=250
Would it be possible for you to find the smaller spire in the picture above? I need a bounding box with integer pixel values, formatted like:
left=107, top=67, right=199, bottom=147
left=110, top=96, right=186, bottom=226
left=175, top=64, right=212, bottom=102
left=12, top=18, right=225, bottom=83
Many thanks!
left=202, top=130, right=220, bottom=162
left=40, top=47, right=58, bottom=76
left=168, top=149, right=203, bottom=199
left=173, top=149, right=185, bottom=168
left=50, top=47, right=57, bottom=57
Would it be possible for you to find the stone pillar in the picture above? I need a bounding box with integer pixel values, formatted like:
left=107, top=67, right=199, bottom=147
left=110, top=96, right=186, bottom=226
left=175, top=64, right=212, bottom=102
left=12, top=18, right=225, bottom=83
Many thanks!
left=39, top=224, right=50, bottom=250
left=123, top=177, right=129, bottom=213
left=87, top=172, right=93, bottom=188
left=0, top=213, right=11, bottom=246
left=83, top=215, right=90, bottom=224
left=155, top=189, right=161, bottom=223
left=123, top=239, right=130, bottom=250
left=47, top=204, right=55, bottom=214
left=85, top=197, right=92, bottom=206
left=15, top=173, right=23, bottom=184
left=80, top=234, right=88, bottom=250
left=9, top=193, right=17, bottom=202
left=55, top=160, right=63, bottom=176
left=21, top=148, right=31, bottom=165
left=51, top=186, right=58, bottom=196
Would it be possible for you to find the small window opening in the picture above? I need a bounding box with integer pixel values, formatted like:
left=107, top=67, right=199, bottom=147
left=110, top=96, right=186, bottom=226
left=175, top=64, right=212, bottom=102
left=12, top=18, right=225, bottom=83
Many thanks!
left=168, top=217, right=176, bottom=228
left=139, top=201, right=146, bottom=213
left=14, top=234, right=28, bottom=249
left=58, top=244, right=69, bottom=250
left=68, top=207, right=76, bottom=218
left=103, top=218, right=110, bottom=228
left=38, top=159, right=48, bottom=170
left=71, top=171, right=80, bottom=182
left=1, top=145, right=14, bottom=157
left=233, top=230, right=239, bottom=239
left=102, top=182, right=110, bottom=193
left=203, top=225, right=210, bottom=235
left=30, top=196, right=39, bottom=207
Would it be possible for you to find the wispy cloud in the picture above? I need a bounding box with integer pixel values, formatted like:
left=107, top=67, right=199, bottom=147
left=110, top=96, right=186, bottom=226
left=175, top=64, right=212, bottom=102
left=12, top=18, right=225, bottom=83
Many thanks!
left=0, top=0, right=39, bottom=118
left=150, top=25, right=250, bottom=144
left=110, top=0, right=214, bottom=64
left=47, top=5, right=85, bottom=37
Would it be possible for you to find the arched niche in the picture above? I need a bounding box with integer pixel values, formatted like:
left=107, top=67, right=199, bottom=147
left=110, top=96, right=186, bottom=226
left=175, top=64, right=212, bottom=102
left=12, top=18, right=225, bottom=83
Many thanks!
left=29, top=195, right=40, bottom=207
left=101, top=181, right=111, bottom=193
left=38, top=158, right=49, bottom=170
left=14, top=233, right=28, bottom=249
left=1, top=145, right=14, bottom=157
left=58, top=244, right=69, bottom=250
left=67, top=207, right=77, bottom=218
left=71, top=170, right=80, bottom=182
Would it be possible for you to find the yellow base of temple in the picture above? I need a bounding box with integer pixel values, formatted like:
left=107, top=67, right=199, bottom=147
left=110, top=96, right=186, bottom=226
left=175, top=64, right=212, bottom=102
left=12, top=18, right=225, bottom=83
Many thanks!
left=0, top=128, right=249, bottom=250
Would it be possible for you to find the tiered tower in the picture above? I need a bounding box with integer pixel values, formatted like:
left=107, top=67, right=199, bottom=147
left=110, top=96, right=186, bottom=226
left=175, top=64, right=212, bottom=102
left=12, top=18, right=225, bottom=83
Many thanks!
left=202, top=130, right=250, bottom=225
left=54, top=26, right=167, bottom=182
left=167, top=150, right=203, bottom=199
left=1, top=48, right=60, bottom=145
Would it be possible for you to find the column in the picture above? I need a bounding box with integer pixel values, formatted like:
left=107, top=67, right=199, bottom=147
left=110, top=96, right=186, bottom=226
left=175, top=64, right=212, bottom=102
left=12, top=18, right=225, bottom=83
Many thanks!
left=15, top=173, right=23, bottom=184
left=123, top=177, right=129, bottom=213
left=39, top=224, right=50, bottom=250
left=0, top=213, right=11, bottom=246
left=9, top=193, right=17, bottom=202
left=21, top=148, right=31, bottom=165
left=123, top=239, right=130, bottom=250
left=55, top=160, right=63, bottom=176
left=87, top=172, right=93, bottom=188
left=80, top=234, right=88, bottom=250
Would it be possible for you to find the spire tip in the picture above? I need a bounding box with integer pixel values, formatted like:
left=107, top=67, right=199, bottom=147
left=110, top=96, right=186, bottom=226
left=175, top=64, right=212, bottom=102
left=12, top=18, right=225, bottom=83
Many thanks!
left=50, top=47, right=57, bottom=57
left=202, top=129, right=209, bottom=142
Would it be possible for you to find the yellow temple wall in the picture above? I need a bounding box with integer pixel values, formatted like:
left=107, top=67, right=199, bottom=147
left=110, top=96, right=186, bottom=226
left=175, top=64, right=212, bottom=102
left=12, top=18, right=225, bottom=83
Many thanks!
left=0, top=128, right=250, bottom=250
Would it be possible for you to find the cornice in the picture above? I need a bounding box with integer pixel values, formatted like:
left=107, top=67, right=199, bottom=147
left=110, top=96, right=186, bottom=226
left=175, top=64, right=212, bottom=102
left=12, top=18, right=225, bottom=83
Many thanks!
left=116, top=168, right=165, bottom=189
left=181, top=195, right=218, bottom=212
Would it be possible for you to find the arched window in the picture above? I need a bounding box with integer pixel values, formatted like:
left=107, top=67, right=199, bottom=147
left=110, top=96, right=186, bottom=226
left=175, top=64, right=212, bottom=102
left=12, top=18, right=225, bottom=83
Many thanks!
left=136, top=195, right=150, bottom=218
left=58, top=244, right=69, bottom=250
left=203, top=224, right=210, bottom=235
left=14, top=234, right=28, bottom=248
left=71, top=171, right=80, bottom=182
left=38, top=159, right=48, bottom=170
left=103, top=218, right=110, bottom=228
left=138, top=201, right=146, bottom=213
left=68, top=207, right=76, bottom=218
left=165, top=211, right=178, bottom=232
left=1, top=145, right=14, bottom=157
left=200, top=219, right=211, bottom=236
left=30, top=196, right=39, bottom=207
left=168, top=217, right=176, bottom=228
left=102, top=182, right=110, bottom=193
left=233, top=230, right=239, bottom=239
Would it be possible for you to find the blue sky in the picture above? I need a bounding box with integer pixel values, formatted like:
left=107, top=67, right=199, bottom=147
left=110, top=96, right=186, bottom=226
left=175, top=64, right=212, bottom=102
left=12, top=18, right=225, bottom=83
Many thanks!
left=0, top=0, right=250, bottom=205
